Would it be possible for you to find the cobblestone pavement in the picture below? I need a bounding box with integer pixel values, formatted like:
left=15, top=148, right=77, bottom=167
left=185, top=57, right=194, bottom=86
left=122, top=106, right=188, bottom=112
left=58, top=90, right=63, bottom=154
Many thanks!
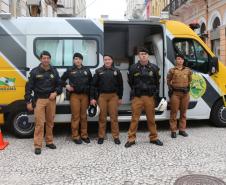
left=0, top=121, right=226, bottom=185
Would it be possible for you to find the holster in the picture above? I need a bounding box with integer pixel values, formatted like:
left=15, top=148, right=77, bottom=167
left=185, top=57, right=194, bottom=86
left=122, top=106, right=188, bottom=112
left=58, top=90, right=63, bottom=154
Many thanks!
left=32, top=96, right=37, bottom=109
left=168, top=88, right=173, bottom=97
left=148, top=87, right=154, bottom=96
left=134, top=88, right=141, bottom=97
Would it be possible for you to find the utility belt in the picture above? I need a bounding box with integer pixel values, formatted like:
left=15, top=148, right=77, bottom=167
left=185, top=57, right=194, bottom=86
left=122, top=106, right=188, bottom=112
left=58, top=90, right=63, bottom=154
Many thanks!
left=35, top=92, right=51, bottom=99
left=69, top=85, right=89, bottom=95
left=73, top=89, right=89, bottom=95
left=133, top=87, right=154, bottom=97
left=172, top=87, right=189, bottom=94
left=99, top=90, right=117, bottom=94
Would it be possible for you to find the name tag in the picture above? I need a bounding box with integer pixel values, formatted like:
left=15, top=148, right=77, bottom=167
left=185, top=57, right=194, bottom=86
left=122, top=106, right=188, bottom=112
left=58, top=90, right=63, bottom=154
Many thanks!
left=36, top=75, right=43, bottom=78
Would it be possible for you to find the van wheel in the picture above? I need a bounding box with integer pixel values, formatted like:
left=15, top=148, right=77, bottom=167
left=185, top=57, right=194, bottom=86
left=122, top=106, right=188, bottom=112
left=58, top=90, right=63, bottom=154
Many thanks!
left=210, top=99, right=226, bottom=127
left=9, top=109, right=34, bottom=138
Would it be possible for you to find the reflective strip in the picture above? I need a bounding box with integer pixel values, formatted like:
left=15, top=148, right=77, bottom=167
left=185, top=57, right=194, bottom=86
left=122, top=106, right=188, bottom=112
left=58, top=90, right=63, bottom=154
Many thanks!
left=203, top=79, right=220, bottom=107
left=0, top=26, right=26, bottom=76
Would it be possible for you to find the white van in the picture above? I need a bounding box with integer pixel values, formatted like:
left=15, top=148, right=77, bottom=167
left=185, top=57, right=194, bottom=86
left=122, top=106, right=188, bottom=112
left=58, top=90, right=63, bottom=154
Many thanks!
left=0, top=16, right=225, bottom=137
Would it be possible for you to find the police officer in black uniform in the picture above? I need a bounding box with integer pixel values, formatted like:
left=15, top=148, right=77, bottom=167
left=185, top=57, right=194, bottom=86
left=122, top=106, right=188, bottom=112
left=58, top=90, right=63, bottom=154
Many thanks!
left=90, top=55, right=123, bottom=144
left=125, top=47, right=163, bottom=148
left=61, top=53, right=92, bottom=144
left=25, top=51, right=62, bottom=155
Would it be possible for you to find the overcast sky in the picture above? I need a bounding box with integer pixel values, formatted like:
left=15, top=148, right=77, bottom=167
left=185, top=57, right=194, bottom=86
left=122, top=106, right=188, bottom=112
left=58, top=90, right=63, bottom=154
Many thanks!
left=86, top=0, right=127, bottom=19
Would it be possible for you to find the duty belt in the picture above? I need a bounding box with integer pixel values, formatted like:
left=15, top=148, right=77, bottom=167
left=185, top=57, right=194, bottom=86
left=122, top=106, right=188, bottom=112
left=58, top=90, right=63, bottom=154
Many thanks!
left=173, top=87, right=189, bottom=93
left=35, top=92, right=51, bottom=99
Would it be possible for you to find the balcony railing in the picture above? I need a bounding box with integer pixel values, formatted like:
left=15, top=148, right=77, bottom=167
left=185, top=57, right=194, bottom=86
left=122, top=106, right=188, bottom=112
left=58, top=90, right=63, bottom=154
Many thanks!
left=163, top=0, right=188, bottom=14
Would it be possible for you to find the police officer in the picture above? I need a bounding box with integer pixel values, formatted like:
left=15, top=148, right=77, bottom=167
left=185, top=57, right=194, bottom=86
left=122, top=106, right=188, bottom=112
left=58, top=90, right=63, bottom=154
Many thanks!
left=61, top=53, right=92, bottom=144
left=125, top=47, right=163, bottom=148
left=90, top=55, right=123, bottom=145
left=167, top=54, right=192, bottom=138
left=25, top=51, right=62, bottom=155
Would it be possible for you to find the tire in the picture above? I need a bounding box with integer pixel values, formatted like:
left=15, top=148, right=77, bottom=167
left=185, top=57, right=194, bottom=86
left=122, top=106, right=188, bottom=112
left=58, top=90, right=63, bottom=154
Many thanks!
left=210, top=99, right=226, bottom=127
left=9, top=108, right=34, bottom=138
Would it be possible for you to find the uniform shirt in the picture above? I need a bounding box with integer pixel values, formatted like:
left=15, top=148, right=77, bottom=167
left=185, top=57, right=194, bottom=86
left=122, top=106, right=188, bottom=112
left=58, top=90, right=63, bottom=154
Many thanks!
left=61, top=65, right=92, bottom=95
left=128, top=61, right=160, bottom=96
left=167, top=66, right=192, bottom=88
left=90, top=66, right=123, bottom=100
left=25, top=64, right=62, bottom=103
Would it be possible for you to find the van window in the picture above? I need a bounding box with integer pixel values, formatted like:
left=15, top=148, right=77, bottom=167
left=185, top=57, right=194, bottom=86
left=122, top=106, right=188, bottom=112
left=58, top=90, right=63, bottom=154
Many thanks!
left=173, top=39, right=209, bottom=74
left=34, top=38, right=98, bottom=67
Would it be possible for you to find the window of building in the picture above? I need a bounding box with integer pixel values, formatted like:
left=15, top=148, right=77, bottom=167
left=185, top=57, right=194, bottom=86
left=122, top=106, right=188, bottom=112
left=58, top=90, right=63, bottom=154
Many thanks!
left=200, top=23, right=206, bottom=34
left=173, top=39, right=210, bottom=74
left=211, top=17, right=221, bottom=58
left=212, top=17, right=220, bottom=29
left=34, top=38, right=98, bottom=67
left=200, top=23, right=206, bottom=43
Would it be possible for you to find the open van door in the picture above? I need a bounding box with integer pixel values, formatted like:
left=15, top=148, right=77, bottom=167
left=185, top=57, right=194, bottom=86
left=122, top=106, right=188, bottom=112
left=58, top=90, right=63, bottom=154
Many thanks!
left=104, top=21, right=166, bottom=120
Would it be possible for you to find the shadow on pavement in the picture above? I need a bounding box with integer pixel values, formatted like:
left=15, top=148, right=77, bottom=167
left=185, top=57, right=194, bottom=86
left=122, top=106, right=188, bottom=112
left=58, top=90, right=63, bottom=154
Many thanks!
left=1, top=119, right=214, bottom=138
left=52, top=119, right=213, bottom=137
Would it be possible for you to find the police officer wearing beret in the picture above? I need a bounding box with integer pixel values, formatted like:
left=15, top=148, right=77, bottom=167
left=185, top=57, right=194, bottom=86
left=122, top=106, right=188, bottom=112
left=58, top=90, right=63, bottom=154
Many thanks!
left=61, top=53, right=92, bottom=144
left=90, top=55, right=123, bottom=145
left=125, top=47, right=163, bottom=148
left=167, top=54, right=192, bottom=138
left=25, top=51, right=62, bottom=155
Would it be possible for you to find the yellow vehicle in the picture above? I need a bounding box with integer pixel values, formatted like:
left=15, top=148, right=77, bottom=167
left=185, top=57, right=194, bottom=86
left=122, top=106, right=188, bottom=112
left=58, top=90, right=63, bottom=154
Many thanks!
left=0, top=15, right=225, bottom=137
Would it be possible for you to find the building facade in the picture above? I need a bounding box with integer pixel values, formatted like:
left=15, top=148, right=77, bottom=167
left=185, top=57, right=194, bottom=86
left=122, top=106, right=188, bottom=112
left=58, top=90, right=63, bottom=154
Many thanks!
left=0, top=0, right=86, bottom=17
left=148, top=0, right=169, bottom=17
left=57, top=0, right=86, bottom=17
left=0, top=0, right=58, bottom=17
left=0, top=0, right=28, bottom=16
left=125, top=0, right=145, bottom=19
left=166, top=0, right=226, bottom=65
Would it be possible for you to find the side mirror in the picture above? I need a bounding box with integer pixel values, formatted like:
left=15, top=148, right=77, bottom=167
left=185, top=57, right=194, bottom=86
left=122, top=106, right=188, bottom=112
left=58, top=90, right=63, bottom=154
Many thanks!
left=209, top=56, right=219, bottom=74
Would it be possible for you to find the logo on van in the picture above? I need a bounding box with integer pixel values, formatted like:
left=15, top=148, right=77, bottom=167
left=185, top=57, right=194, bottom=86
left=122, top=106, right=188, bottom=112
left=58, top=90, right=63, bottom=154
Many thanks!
left=0, top=77, right=16, bottom=91
left=190, top=74, right=206, bottom=99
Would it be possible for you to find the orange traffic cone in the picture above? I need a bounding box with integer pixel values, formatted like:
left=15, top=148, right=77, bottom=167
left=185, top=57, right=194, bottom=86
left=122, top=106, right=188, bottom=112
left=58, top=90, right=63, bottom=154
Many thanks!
left=0, top=127, right=9, bottom=150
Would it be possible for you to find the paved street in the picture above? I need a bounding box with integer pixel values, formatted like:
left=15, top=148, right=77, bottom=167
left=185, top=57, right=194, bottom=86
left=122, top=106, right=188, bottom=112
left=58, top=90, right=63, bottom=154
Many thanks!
left=0, top=121, right=226, bottom=185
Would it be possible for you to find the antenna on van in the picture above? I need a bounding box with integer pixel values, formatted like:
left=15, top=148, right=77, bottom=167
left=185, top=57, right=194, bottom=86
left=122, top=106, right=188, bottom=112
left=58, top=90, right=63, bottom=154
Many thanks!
left=0, top=13, right=12, bottom=19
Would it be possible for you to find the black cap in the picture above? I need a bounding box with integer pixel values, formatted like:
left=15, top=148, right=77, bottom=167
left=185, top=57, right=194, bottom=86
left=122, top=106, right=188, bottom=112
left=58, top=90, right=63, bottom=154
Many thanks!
left=73, top=53, right=83, bottom=60
left=103, top=54, right=114, bottom=60
left=138, top=47, right=149, bottom=54
left=175, top=53, right=185, bottom=60
left=40, top=50, right=51, bottom=59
